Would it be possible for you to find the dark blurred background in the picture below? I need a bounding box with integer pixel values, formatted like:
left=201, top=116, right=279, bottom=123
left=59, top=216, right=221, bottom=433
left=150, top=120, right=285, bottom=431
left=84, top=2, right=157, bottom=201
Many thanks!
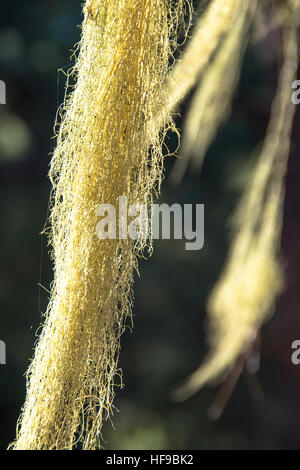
left=1, top=0, right=300, bottom=450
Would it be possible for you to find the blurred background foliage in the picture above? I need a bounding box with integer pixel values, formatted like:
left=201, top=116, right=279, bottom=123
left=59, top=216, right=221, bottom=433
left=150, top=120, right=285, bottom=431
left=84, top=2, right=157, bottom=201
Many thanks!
left=1, top=0, right=300, bottom=450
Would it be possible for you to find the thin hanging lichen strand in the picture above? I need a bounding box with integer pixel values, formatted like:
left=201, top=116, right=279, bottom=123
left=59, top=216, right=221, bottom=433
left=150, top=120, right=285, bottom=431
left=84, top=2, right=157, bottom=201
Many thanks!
left=173, top=3, right=299, bottom=400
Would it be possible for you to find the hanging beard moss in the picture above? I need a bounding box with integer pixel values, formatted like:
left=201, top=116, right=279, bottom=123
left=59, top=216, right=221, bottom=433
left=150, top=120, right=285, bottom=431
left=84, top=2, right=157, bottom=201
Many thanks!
left=10, top=0, right=300, bottom=449
left=171, top=0, right=255, bottom=183
left=167, top=0, right=248, bottom=112
left=173, top=3, right=300, bottom=401
left=11, top=0, right=188, bottom=450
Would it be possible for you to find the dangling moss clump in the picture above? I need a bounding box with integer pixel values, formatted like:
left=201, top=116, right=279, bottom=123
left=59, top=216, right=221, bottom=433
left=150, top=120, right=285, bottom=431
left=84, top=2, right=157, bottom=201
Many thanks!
left=12, top=0, right=187, bottom=450
left=11, top=0, right=300, bottom=449
left=174, top=1, right=300, bottom=400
